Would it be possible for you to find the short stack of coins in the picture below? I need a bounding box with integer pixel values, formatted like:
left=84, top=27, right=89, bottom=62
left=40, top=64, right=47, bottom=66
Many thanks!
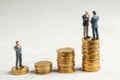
left=11, top=66, right=29, bottom=75
left=35, top=61, right=52, bottom=74
left=57, top=47, right=75, bottom=73
left=82, top=38, right=100, bottom=72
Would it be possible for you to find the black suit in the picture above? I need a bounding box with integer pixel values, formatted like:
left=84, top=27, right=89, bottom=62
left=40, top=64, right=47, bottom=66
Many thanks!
left=82, top=14, right=90, bottom=38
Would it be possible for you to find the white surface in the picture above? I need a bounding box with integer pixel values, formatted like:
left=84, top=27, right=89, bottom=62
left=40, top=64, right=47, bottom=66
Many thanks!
left=0, top=0, right=120, bottom=80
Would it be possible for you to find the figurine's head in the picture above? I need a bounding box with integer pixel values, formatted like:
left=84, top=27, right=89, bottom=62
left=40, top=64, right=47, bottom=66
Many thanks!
left=16, top=41, right=20, bottom=46
left=93, top=11, right=96, bottom=16
left=85, top=10, right=89, bottom=15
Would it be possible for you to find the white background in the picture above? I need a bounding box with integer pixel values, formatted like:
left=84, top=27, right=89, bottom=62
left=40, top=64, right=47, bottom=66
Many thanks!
left=0, top=0, right=120, bottom=80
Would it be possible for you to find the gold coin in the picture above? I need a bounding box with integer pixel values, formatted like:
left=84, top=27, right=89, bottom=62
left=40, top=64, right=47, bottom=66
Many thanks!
left=82, top=51, right=99, bottom=55
left=11, top=66, right=29, bottom=75
left=82, top=60, right=100, bottom=64
left=35, top=61, right=52, bottom=67
left=57, top=56, right=74, bottom=59
left=81, top=38, right=91, bottom=43
left=58, top=68, right=75, bottom=73
left=57, top=58, right=74, bottom=61
left=35, top=67, right=52, bottom=70
left=57, top=47, right=74, bottom=53
left=35, top=70, right=51, bottom=74
left=58, top=66, right=74, bottom=68
left=82, top=57, right=100, bottom=61
left=82, top=63, right=99, bottom=68
left=58, top=63, right=75, bottom=67
left=82, top=67, right=100, bottom=72
left=57, top=52, right=75, bottom=55
left=57, top=61, right=75, bottom=64
left=82, top=49, right=99, bottom=52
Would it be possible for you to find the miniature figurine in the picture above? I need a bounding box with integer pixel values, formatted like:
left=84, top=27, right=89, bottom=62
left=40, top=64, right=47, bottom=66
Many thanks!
left=82, top=10, right=90, bottom=39
left=14, top=41, right=24, bottom=70
left=11, top=41, right=29, bottom=75
left=91, top=11, right=99, bottom=40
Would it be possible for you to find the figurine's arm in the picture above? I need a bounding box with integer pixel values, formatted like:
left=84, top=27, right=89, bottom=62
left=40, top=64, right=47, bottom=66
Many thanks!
left=82, top=15, right=89, bottom=21
left=87, top=15, right=90, bottom=20
left=14, top=46, right=20, bottom=52
left=20, top=46, right=22, bottom=53
left=91, top=17, right=94, bottom=23
left=82, top=15, right=84, bottom=20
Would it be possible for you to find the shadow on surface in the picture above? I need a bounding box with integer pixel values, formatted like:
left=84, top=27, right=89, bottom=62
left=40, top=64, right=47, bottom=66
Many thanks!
left=29, top=70, right=35, bottom=74
left=6, top=71, right=11, bottom=75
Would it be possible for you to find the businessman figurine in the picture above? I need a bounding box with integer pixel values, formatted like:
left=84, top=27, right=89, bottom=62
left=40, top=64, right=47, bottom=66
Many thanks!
left=91, top=11, right=99, bottom=40
left=14, top=41, right=24, bottom=70
left=82, top=10, right=90, bottom=39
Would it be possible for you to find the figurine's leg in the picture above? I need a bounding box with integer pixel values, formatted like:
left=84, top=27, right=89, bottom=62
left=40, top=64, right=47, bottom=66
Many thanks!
left=84, top=26, right=87, bottom=38
left=95, top=27, right=99, bottom=39
left=83, top=26, right=86, bottom=38
left=19, top=56, right=22, bottom=66
left=19, top=54, right=24, bottom=68
left=16, top=55, right=19, bottom=70
left=87, top=26, right=88, bottom=37
left=86, top=26, right=90, bottom=38
left=92, top=27, right=96, bottom=40
left=19, top=54, right=22, bottom=66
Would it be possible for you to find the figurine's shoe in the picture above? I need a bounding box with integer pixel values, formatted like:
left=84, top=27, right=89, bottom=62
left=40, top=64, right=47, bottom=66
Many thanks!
left=87, top=36, right=91, bottom=38
left=19, top=65, right=24, bottom=69
left=92, top=39, right=96, bottom=40
left=16, top=67, right=18, bottom=70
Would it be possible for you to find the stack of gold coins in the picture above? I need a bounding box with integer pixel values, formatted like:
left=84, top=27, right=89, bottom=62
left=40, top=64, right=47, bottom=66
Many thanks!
left=35, top=61, right=52, bottom=74
left=82, top=38, right=100, bottom=72
left=57, top=47, right=75, bottom=73
left=11, top=66, right=29, bottom=75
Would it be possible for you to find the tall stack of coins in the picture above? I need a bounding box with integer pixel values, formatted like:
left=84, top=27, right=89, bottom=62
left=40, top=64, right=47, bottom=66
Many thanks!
left=11, top=66, right=29, bottom=75
left=82, top=38, right=100, bottom=72
left=35, top=61, right=52, bottom=74
left=57, top=47, right=75, bottom=73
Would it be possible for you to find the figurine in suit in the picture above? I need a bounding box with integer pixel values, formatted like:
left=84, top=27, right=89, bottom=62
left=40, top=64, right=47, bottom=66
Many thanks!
left=82, top=10, right=90, bottom=39
left=14, top=41, right=24, bottom=70
left=91, top=11, right=99, bottom=40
